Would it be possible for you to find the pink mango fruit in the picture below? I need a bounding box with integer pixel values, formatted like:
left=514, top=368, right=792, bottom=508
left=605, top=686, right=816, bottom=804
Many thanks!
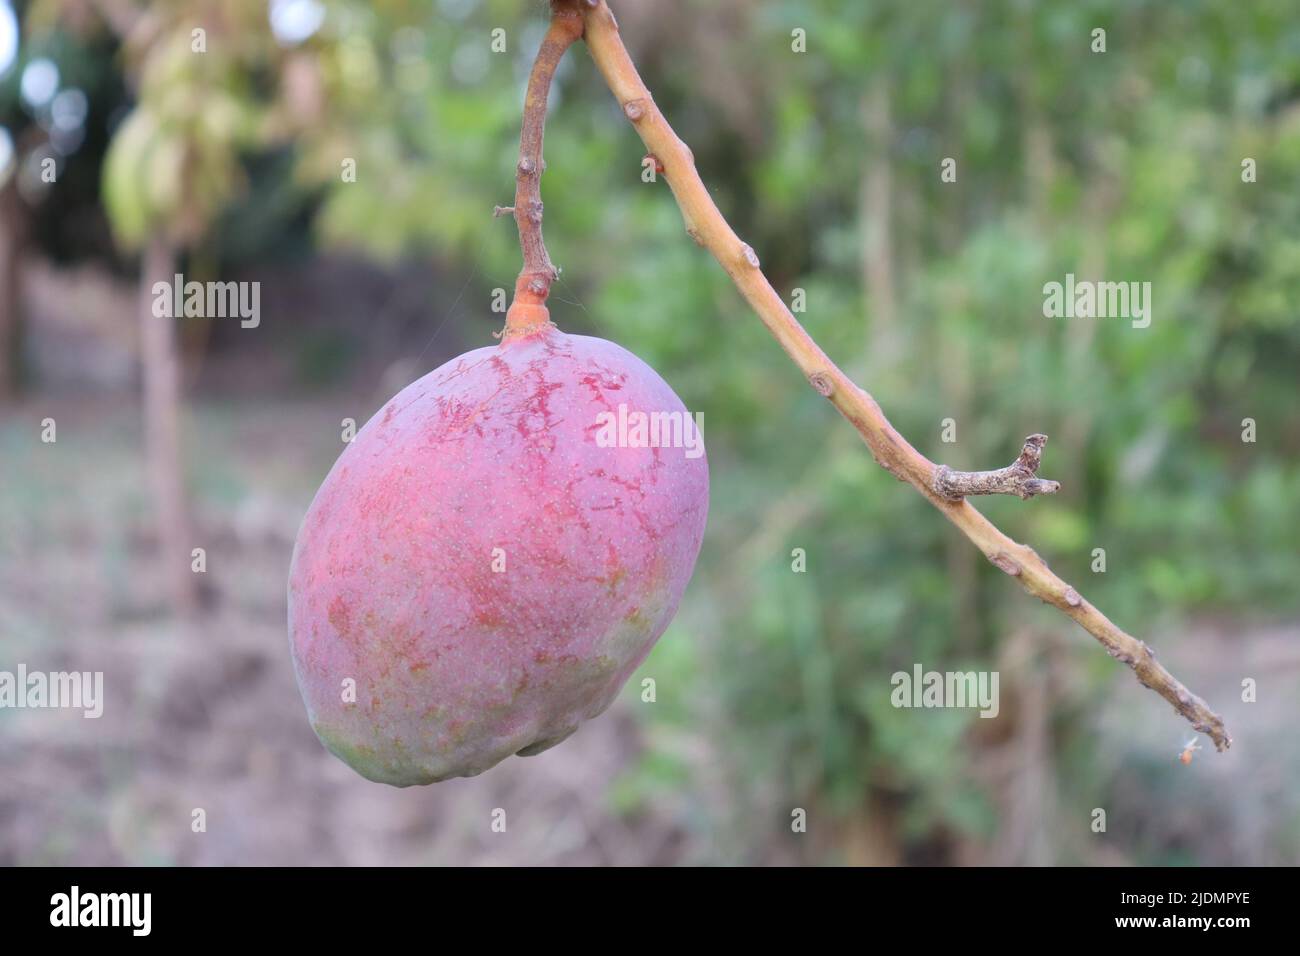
left=288, top=327, right=708, bottom=785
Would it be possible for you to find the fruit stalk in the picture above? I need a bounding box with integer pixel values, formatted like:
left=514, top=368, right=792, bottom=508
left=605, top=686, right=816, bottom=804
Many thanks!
left=503, top=2, right=585, bottom=337
left=570, top=0, right=1231, bottom=751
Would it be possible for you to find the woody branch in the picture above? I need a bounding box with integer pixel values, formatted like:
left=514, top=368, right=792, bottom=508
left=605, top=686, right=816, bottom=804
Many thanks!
left=563, top=0, right=1231, bottom=751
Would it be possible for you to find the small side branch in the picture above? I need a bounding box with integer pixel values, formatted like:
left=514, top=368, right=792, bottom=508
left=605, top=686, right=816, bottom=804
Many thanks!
left=934, top=434, right=1062, bottom=501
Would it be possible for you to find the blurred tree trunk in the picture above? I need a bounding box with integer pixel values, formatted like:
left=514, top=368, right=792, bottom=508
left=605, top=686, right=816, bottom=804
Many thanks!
left=0, top=179, right=26, bottom=400
left=939, top=51, right=979, bottom=652
left=860, top=85, right=898, bottom=366
left=140, top=236, right=199, bottom=616
left=1061, top=179, right=1118, bottom=475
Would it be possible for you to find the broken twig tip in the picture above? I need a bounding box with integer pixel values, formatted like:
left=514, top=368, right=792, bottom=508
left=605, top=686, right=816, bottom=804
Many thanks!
left=934, top=433, right=1061, bottom=501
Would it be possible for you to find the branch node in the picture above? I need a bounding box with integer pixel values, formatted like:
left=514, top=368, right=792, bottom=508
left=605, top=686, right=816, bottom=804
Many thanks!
left=988, top=552, right=1022, bottom=577
left=1063, top=587, right=1082, bottom=607
left=809, top=372, right=834, bottom=397
left=623, top=98, right=648, bottom=121
left=741, top=243, right=760, bottom=268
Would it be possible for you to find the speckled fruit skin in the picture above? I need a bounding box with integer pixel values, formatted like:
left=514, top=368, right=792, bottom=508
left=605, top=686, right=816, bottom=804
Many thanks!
left=288, top=328, right=708, bottom=786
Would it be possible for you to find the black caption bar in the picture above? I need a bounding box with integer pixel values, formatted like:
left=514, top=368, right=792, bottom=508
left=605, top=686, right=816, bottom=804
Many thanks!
left=0, top=866, right=1281, bottom=942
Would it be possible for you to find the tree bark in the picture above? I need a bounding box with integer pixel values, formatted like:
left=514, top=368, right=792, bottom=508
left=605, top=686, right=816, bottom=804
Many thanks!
left=0, top=179, right=25, bottom=401
left=140, top=236, right=199, bottom=616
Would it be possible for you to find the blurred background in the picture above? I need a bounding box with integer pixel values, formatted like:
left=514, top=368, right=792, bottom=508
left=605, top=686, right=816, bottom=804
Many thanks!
left=2, top=0, right=1299, bottom=865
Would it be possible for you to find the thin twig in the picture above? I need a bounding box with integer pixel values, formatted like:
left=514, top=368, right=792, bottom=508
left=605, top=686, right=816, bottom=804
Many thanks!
left=574, top=0, right=1231, bottom=751
left=501, top=3, right=585, bottom=337
left=935, top=434, right=1062, bottom=501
